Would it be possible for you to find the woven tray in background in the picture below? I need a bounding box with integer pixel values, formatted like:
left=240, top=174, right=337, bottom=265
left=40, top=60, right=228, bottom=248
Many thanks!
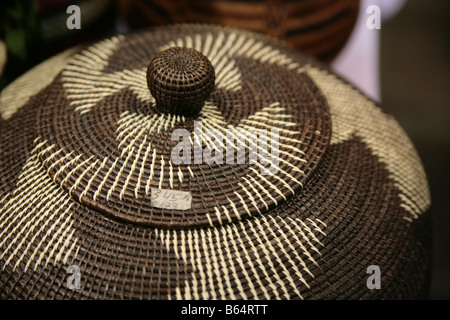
left=117, top=0, right=360, bottom=61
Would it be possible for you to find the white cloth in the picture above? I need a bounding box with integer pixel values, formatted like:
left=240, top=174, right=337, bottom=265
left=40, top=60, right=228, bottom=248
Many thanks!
left=331, top=0, right=406, bottom=102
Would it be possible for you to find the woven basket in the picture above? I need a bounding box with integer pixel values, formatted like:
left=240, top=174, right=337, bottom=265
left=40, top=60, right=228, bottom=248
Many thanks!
left=117, top=0, right=360, bottom=61
left=0, top=24, right=431, bottom=299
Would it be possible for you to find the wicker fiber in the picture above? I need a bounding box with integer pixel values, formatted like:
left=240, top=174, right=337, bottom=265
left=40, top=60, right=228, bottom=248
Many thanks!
left=117, top=0, right=360, bottom=61
left=147, top=47, right=216, bottom=116
left=0, top=24, right=431, bottom=299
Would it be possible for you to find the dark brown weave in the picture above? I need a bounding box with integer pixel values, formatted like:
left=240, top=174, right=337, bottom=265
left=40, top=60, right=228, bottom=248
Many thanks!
left=117, top=0, right=360, bottom=61
left=147, top=47, right=216, bottom=117
left=0, top=24, right=431, bottom=300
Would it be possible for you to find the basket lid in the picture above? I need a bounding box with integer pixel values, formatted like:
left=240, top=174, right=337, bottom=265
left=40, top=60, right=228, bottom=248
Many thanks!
left=0, top=24, right=432, bottom=300
left=32, top=25, right=331, bottom=228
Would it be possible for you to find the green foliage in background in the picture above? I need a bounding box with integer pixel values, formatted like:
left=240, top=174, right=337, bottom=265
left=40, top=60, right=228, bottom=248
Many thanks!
left=0, top=1, right=41, bottom=90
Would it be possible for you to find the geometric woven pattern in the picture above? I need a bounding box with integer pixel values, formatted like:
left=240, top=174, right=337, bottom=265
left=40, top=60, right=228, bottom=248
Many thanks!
left=304, top=66, right=431, bottom=221
left=36, top=26, right=332, bottom=228
left=0, top=24, right=431, bottom=299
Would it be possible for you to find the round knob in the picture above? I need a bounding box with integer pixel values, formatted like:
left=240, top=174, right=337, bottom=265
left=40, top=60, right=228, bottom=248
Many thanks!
left=147, top=47, right=215, bottom=117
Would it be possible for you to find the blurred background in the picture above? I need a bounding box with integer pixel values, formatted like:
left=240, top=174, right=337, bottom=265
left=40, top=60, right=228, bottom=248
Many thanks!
left=0, top=0, right=448, bottom=299
left=378, top=0, right=450, bottom=299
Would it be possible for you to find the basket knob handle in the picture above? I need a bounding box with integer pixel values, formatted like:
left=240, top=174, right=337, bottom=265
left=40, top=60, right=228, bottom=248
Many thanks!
left=147, top=47, right=215, bottom=117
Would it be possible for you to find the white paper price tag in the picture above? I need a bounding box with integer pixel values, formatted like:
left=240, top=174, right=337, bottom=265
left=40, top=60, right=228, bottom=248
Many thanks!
left=151, top=188, right=192, bottom=210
